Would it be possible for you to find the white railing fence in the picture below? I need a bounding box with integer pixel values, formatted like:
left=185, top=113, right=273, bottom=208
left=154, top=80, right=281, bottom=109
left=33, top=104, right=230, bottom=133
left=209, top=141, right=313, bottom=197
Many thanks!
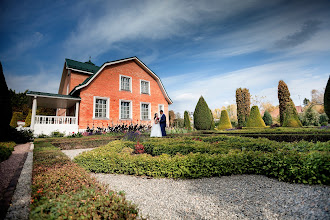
left=35, top=115, right=77, bottom=125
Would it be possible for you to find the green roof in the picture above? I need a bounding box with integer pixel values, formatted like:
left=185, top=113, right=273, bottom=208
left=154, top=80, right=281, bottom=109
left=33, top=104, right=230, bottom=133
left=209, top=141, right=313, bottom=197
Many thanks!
left=26, top=91, right=81, bottom=100
left=66, top=58, right=100, bottom=74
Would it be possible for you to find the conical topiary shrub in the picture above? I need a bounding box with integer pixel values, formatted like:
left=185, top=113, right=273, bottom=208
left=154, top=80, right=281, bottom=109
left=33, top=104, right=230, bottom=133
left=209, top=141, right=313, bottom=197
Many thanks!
left=324, top=76, right=330, bottom=123
left=0, top=62, right=12, bottom=134
left=210, top=108, right=215, bottom=130
left=10, top=112, right=23, bottom=127
left=24, top=110, right=32, bottom=127
left=246, top=106, right=266, bottom=127
left=282, top=101, right=302, bottom=127
left=193, top=96, right=212, bottom=130
left=183, top=111, right=192, bottom=130
left=262, top=111, right=273, bottom=126
left=217, top=110, right=232, bottom=130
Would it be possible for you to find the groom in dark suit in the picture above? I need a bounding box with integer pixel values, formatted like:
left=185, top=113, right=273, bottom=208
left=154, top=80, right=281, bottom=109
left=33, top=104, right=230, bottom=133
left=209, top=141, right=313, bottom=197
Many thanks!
left=159, top=110, right=167, bottom=136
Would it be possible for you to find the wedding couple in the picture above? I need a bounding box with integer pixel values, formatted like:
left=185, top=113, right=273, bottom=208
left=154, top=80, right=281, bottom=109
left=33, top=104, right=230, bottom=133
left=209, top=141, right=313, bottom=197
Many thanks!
left=150, top=110, right=167, bottom=137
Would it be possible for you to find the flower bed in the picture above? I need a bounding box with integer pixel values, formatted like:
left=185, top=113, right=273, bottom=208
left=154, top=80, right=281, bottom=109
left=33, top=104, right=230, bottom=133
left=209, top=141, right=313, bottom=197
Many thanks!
left=0, top=141, right=16, bottom=162
left=31, top=141, right=140, bottom=219
left=74, top=137, right=330, bottom=185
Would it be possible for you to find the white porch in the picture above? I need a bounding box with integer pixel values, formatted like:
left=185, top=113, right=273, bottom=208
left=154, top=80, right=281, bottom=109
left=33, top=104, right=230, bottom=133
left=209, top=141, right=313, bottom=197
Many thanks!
left=27, top=91, right=81, bottom=136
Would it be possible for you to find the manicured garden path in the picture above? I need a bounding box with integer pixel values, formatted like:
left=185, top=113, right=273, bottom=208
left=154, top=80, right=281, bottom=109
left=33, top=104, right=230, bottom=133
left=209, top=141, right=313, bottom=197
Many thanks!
left=63, top=148, right=330, bottom=220
left=0, top=143, right=31, bottom=219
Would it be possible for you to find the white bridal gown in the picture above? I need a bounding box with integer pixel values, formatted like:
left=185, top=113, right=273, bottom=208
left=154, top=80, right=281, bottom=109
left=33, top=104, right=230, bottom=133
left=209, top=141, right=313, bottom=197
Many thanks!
left=150, top=121, right=162, bottom=137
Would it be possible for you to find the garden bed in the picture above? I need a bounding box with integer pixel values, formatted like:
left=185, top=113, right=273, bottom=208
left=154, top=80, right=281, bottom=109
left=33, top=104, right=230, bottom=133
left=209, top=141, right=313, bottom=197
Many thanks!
left=74, top=136, right=330, bottom=185
left=30, top=141, right=141, bottom=219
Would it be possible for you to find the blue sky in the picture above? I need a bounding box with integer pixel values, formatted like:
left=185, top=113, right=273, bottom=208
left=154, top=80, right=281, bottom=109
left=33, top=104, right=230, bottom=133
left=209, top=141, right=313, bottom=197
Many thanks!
left=1, top=0, right=329, bottom=114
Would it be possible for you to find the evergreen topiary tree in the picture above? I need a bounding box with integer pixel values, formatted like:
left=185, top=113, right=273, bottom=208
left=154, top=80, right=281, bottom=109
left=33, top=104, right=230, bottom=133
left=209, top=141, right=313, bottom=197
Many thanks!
left=278, top=80, right=291, bottom=126
left=301, top=105, right=319, bottom=126
left=193, top=96, right=212, bottom=130
left=10, top=112, right=22, bottom=127
left=0, top=62, right=12, bottom=134
left=210, top=108, right=215, bottom=130
left=217, top=110, right=232, bottom=130
left=246, top=106, right=266, bottom=127
left=262, top=111, right=273, bottom=126
left=183, top=111, right=192, bottom=130
left=236, top=88, right=250, bottom=127
left=282, top=101, right=302, bottom=127
left=324, top=76, right=330, bottom=123
left=24, top=110, right=32, bottom=127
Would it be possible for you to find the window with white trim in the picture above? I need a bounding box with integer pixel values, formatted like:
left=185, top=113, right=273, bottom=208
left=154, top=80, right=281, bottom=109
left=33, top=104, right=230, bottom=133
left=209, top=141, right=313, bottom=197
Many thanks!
left=120, top=101, right=131, bottom=119
left=141, top=80, right=150, bottom=94
left=94, top=97, right=109, bottom=119
left=141, top=103, right=150, bottom=120
left=120, top=76, right=131, bottom=91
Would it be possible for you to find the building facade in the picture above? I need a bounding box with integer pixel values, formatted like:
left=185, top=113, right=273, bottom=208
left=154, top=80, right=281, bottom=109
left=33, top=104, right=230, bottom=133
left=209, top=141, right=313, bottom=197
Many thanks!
left=27, top=57, right=172, bottom=135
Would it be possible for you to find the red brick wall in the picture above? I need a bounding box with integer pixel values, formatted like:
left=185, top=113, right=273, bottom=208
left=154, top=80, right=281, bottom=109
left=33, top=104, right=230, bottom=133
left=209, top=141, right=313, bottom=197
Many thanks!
left=78, top=60, right=169, bottom=129
left=57, top=70, right=90, bottom=116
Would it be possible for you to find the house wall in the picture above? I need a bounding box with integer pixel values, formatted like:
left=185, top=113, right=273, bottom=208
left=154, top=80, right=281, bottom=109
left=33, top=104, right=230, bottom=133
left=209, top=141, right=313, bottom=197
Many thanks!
left=57, top=70, right=90, bottom=116
left=78, top=60, right=169, bottom=129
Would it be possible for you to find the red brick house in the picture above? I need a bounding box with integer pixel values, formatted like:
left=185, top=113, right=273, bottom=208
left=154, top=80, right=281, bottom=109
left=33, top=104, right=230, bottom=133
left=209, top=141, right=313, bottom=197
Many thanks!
left=27, top=57, right=172, bottom=135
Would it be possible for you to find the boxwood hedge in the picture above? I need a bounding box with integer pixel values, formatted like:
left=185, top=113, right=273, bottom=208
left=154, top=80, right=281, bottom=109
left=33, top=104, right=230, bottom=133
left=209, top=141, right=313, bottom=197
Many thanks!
left=74, top=137, right=330, bottom=185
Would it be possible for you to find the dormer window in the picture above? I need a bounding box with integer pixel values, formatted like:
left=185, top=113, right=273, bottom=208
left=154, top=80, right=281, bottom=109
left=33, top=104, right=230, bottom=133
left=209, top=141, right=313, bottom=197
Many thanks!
left=140, top=80, right=150, bottom=94
left=120, top=75, right=132, bottom=92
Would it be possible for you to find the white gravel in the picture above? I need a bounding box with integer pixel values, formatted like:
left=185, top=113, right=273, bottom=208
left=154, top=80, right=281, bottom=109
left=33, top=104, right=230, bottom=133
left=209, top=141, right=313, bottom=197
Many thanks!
left=62, top=148, right=95, bottom=160
left=63, top=149, right=330, bottom=220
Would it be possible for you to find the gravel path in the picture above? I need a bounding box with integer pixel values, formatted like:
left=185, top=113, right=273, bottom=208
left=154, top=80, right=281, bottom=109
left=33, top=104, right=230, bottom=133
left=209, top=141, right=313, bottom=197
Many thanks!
left=94, top=174, right=330, bottom=220
left=63, top=148, right=330, bottom=220
left=0, top=143, right=30, bottom=201
left=62, top=148, right=94, bottom=160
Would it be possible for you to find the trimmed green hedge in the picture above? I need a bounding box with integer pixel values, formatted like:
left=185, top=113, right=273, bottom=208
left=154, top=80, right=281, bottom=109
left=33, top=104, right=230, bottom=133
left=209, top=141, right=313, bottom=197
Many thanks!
left=0, top=141, right=15, bottom=162
left=75, top=138, right=330, bottom=185
left=31, top=142, right=140, bottom=219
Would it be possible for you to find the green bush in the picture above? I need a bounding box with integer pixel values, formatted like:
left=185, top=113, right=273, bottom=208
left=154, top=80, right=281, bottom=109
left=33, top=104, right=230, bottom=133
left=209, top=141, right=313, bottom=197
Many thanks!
left=10, top=112, right=23, bottom=127
left=31, top=142, right=140, bottom=219
left=325, top=77, right=330, bottom=122
left=246, top=106, right=266, bottom=127
left=217, top=110, right=232, bottom=130
left=50, top=131, right=65, bottom=137
left=193, top=96, right=213, bottom=130
left=0, top=62, right=12, bottom=136
left=183, top=111, right=192, bottom=130
left=24, top=110, right=32, bottom=127
left=301, top=106, right=319, bottom=126
left=319, top=113, right=329, bottom=126
left=262, top=111, right=273, bottom=126
left=75, top=138, right=330, bottom=185
left=283, top=101, right=302, bottom=127
left=0, top=141, right=15, bottom=162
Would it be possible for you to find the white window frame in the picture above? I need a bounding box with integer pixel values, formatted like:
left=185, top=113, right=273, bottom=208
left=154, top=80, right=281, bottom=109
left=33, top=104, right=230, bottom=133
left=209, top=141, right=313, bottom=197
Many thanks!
left=119, top=99, right=132, bottom=120
left=66, top=84, right=69, bottom=95
left=119, top=75, right=132, bottom=92
left=140, top=79, right=150, bottom=95
left=158, top=104, right=165, bottom=113
left=93, top=96, right=110, bottom=119
left=140, top=102, right=151, bottom=121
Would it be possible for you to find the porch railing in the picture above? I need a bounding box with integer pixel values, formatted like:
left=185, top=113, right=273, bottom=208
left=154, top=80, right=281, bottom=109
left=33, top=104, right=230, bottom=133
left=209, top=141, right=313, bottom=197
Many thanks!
left=35, top=115, right=77, bottom=125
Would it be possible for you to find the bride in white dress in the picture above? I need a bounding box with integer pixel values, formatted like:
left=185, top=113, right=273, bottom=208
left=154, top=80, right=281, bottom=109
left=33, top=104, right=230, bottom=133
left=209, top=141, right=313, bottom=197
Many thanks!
left=150, top=113, right=162, bottom=137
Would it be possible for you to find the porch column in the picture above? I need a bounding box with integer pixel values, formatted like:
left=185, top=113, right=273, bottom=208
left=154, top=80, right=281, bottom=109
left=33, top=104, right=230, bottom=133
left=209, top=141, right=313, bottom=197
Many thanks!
left=75, top=101, right=79, bottom=125
left=31, top=96, right=37, bottom=130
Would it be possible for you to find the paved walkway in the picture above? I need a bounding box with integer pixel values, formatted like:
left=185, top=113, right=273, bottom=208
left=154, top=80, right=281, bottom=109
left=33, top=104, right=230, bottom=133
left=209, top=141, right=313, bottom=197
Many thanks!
left=0, top=143, right=32, bottom=220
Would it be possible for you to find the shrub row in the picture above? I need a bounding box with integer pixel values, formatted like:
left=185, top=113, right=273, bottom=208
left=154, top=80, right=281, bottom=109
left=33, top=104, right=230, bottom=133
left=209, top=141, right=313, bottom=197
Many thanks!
left=74, top=139, right=330, bottom=185
left=0, top=141, right=15, bottom=162
left=226, top=133, right=330, bottom=142
left=31, top=141, right=140, bottom=219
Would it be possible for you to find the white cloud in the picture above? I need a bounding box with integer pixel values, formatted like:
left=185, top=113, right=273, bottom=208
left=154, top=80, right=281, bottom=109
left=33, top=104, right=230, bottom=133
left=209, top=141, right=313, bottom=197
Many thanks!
left=5, top=70, right=60, bottom=93
left=64, top=0, right=273, bottom=60
left=0, top=32, right=44, bottom=61
left=166, top=60, right=329, bottom=114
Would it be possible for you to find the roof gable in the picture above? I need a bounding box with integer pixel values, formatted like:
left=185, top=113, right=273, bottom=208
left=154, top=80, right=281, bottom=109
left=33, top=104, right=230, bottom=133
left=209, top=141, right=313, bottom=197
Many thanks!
left=66, top=58, right=100, bottom=74
left=69, top=56, right=173, bottom=104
